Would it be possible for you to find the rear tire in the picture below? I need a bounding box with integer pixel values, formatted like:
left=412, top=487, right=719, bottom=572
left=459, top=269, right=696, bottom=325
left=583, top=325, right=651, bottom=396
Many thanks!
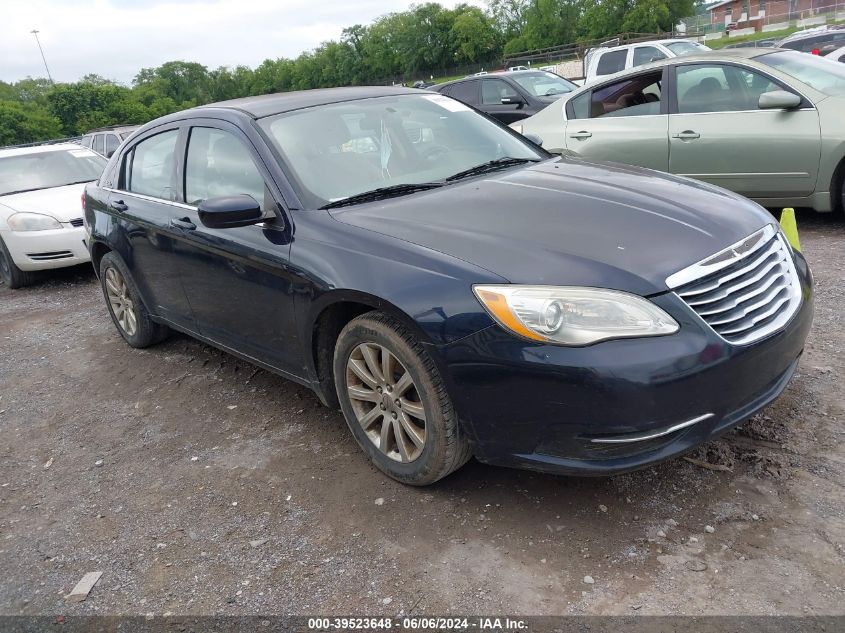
left=333, top=311, right=472, bottom=486
left=99, top=252, right=168, bottom=348
left=0, top=237, right=36, bottom=289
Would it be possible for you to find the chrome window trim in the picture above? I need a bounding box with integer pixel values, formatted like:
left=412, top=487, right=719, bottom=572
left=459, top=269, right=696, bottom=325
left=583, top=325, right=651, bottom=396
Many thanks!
left=103, top=187, right=197, bottom=211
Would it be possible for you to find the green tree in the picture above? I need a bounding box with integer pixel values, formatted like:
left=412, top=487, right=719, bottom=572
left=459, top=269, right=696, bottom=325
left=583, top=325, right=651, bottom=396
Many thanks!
left=0, top=101, right=62, bottom=146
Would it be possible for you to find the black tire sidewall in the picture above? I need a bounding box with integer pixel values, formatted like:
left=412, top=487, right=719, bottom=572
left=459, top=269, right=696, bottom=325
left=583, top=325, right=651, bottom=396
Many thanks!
left=333, top=315, right=455, bottom=485
left=98, top=252, right=164, bottom=348
left=0, top=236, right=32, bottom=289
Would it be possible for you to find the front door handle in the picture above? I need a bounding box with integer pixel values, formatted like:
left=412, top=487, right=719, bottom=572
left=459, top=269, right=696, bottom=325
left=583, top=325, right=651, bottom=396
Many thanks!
left=109, top=200, right=128, bottom=212
left=672, top=130, right=701, bottom=140
left=569, top=131, right=592, bottom=140
left=170, top=217, right=197, bottom=231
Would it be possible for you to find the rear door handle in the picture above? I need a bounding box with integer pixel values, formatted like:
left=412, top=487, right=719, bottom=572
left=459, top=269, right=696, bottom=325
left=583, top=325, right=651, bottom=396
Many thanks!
left=170, top=217, right=197, bottom=231
left=672, top=130, right=700, bottom=140
left=109, top=200, right=128, bottom=212
left=568, top=131, right=592, bottom=140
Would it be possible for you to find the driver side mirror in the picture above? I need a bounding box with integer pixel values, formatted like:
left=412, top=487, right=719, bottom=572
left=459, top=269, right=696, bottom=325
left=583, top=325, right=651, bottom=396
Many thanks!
left=501, top=96, right=525, bottom=107
left=758, top=90, right=802, bottom=110
left=198, top=194, right=264, bottom=229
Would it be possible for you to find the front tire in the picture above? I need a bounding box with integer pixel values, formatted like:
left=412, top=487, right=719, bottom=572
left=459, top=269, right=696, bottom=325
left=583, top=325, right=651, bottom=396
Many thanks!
left=0, top=237, right=36, bottom=289
left=99, top=252, right=168, bottom=348
left=333, top=312, right=472, bottom=485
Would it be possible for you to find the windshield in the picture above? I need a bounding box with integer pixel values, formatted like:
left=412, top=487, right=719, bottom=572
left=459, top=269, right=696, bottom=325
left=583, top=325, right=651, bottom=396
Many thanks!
left=665, top=41, right=709, bottom=55
left=759, top=50, right=845, bottom=96
left=259, top=94, right=545, bottom=208
left=511, top=71, right=576, bottom=98
left=0, top=148, right=106, bottom=196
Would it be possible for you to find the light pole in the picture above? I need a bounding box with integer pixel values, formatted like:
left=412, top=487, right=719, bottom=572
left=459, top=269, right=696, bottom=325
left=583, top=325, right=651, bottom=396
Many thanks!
left=30, top=29, right=53, bottom=83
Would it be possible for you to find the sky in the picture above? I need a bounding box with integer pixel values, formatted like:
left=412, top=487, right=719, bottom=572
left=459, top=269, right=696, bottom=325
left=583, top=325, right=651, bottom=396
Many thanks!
left=0, top=0, right=483, bottom=85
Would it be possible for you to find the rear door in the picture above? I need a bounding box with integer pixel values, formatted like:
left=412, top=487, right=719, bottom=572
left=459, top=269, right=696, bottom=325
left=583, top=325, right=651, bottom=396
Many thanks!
left=667, top=61, right=821, bottom=197
left=446, top=80, right=480, bottom=108
left=563, top=68, right=669, bottom=171
left=107, top=127, right=196, bottom=330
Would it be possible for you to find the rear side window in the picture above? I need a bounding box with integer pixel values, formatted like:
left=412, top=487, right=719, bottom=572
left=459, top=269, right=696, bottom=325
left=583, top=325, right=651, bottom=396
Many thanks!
left=449, top=80, right=479, bottom=105
left=632, top=46, right=667, bottom=67
left=92, top=134, right=105, bottom=155
left=105, top=134, right=120, bottom=156
left=596, top=50, right=627, bottom=76
left=569, top=92, right=591, bottom=119
left=589, top=71, right=663, bottom=118
left=127, top=129, right=179, bottom=199
left=184, top=127, right=267, bottom=209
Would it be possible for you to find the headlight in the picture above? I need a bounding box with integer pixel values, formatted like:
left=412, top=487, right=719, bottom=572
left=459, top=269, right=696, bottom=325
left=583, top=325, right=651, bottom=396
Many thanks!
left=473, top=285, right=679, bottom=345
left=7, top=212, right=62, bottom=231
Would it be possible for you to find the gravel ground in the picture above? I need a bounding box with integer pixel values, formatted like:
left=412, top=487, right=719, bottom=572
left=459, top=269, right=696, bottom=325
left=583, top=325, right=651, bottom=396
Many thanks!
left=0, top=210, right=843, bottom=617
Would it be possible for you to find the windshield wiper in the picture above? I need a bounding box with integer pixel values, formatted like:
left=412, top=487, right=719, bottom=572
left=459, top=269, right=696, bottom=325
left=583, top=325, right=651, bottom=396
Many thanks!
left=444, top=157, right=540, bottom=182
left=320, top=182, right=443, bottom=209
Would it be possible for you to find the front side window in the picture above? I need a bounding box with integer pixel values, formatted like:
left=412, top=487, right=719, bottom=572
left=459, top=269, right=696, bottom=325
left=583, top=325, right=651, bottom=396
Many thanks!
left=665, top=41, right=708, bottom=56
left=632, top=46, right=667, bottom=67
left=511, top=72, right=575, bottom=98
left=259, top=94, right=543, bottom=208
left=596, top=49, right=627, bottom=76
left=481, top=79, right=520, bottom=105
left=759, top=50, right=845, bottom=96
left=185, top=127, right=267, bottom=209
left=127, top=129, right=179, bottom=199
left=589, top=71, right=663, bottom=118
left=676, top=63, right=786, bottom=113
left=0, top=148, right=106, bottom=196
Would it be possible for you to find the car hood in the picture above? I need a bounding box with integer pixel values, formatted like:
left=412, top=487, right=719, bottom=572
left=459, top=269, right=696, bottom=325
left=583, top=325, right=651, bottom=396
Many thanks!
left=329, top=158, right=773, bottom=296
left=0, top=182, right=89, bottom=222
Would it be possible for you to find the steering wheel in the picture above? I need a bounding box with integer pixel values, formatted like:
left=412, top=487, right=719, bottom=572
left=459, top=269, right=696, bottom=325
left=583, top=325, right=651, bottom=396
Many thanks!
left=419, top=143, right=451, bottom=162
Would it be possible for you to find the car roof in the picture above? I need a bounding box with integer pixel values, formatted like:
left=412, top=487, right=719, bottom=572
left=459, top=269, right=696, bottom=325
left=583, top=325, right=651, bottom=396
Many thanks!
left=595, top=38, right=699, bottom=52
left=0, top=143, right=84, bottom=158
left=436, top=70, right=553, bottom=88
left=197, top=86, right=422, bottom=119
left=87, top=125, right=138, bottom=134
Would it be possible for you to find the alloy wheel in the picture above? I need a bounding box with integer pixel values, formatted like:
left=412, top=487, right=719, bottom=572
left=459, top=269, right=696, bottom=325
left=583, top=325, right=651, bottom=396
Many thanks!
left=104, top=266, right=138, bottom=336
left=345, top=342, right=427, bottom=463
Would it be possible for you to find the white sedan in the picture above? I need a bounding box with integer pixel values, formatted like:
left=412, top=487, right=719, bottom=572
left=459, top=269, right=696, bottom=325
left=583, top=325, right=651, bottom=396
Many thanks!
left=826, top=46, right=845, bottom=63
left=0, top=143, right=106, bottom=288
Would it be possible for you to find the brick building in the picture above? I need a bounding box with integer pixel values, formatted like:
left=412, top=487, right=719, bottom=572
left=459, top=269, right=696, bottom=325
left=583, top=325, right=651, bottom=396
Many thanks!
left=708, top=0, right=821, bottom=26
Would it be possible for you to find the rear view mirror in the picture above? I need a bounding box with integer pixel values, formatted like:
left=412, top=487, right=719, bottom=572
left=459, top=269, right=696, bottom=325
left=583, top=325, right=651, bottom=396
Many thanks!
left=198, top=194, right=264, bottom=229
left=758, top=90, right=801, bottom=110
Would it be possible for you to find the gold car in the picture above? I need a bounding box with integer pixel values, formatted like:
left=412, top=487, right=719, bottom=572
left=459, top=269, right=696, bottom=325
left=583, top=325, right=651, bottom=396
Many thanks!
left=515, top=49, right=845, bottom=213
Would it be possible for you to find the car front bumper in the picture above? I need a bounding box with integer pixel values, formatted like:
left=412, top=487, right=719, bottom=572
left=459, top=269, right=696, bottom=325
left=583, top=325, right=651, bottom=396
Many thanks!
left=1, top=226, right=91, bottom=271
left=431, top=252, right=813, bottom=476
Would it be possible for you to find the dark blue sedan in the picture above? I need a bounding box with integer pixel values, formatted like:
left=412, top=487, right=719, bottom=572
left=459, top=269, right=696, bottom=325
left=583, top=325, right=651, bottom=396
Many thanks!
left=83, top=86, right=812, bottom=485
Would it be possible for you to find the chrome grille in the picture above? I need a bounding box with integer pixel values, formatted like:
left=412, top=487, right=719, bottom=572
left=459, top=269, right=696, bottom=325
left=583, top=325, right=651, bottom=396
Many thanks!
left=668, top=225, right=802, bottom=346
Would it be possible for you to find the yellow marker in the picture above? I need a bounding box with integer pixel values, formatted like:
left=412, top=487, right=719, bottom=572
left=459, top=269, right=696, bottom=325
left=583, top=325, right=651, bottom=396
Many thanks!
left=779, top=207, right=801, bottom=252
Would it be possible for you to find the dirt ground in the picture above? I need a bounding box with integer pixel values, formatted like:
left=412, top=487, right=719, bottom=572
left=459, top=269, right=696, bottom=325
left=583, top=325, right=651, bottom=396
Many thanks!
left=0, top=211, right=843, bottom=617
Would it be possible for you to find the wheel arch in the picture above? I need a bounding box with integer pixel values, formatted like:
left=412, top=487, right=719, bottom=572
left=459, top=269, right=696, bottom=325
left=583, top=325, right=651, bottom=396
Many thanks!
left=89, top=240, right=112, bottom=278
left=306, top=290, right=433, bottom=409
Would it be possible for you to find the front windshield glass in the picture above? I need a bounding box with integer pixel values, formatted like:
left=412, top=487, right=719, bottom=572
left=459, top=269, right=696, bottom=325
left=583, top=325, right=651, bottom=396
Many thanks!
left=758, top=50, right=845, bottom=95
left=0, top=148, right=106, bottom=196
left=511, top=72, right=576, bottom=97
left=665, top=41, right=709, bottom=55
left=259, top=94, right=544, bottom=208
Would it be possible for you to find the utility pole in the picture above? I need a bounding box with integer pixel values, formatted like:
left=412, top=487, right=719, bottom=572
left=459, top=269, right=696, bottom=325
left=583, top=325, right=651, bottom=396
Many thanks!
left=30, top=29, right=54, bottom=83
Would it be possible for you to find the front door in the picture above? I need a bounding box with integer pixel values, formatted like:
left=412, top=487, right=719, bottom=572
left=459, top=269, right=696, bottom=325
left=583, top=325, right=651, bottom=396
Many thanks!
left=169, top=122, right=302, bottom=377
left=480, top=78, right=527, bottom=124
left=668, top=62, right=821, bottom=198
